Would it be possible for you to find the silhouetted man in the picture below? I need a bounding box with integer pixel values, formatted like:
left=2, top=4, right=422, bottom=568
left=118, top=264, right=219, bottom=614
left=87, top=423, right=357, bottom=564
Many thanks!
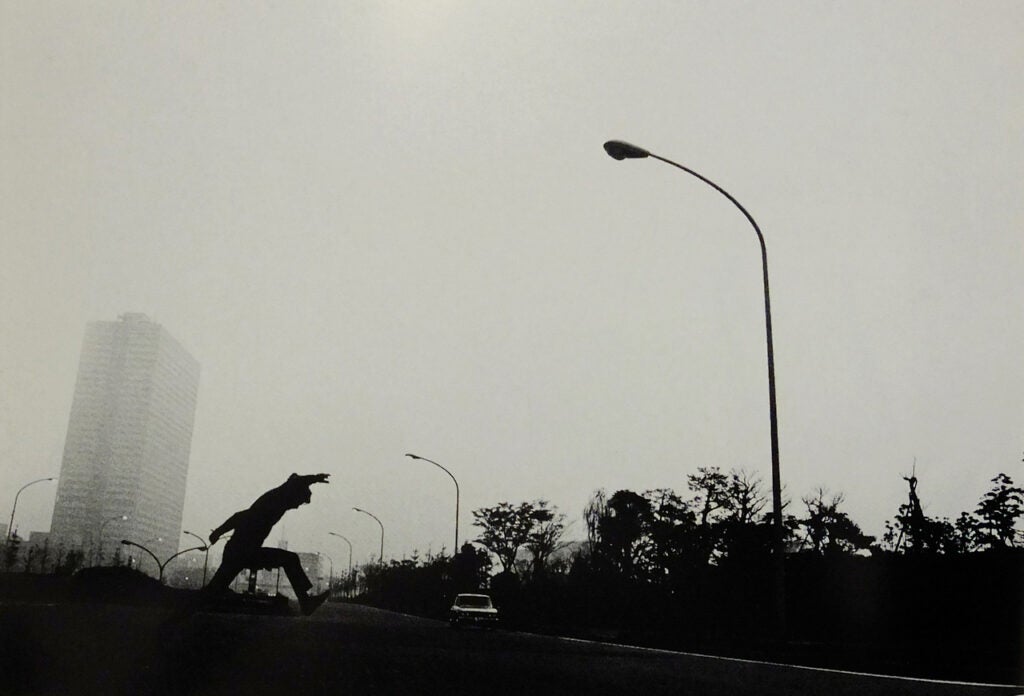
left=205, top=473, right=331, bottom=615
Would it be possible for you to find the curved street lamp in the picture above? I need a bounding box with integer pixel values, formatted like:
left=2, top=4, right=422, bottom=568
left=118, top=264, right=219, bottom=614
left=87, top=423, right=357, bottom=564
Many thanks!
left=406, top=453, right=460, bottom=554
left=183, top=530, right=210, bottom=586
left=120, top=539, right=206, bottom=584
left=353, top=507, right=384, bottom=566
left=603, top=140, right=785, bottom=635
left=328, top=532, right=354, bottom=590
left=99, top=514, right=129, bottom=538
left=6, top=477, right=55, bottom=543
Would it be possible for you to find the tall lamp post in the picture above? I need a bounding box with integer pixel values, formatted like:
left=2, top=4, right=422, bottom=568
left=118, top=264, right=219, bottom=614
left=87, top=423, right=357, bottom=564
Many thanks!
left=353, top=507, right=384, bottom=566
left=405, top=453, right=460, bottom=554
left=183, top=530, right=209, bottom=586
left=6, top=477, right=55, bottom=543
left=328, top=532, right=354, bottom=595
left=603, top=139, right=785, bottom=636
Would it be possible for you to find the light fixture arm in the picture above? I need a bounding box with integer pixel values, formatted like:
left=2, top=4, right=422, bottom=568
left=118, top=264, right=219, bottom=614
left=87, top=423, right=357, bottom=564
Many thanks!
left=353, top=508, right=385, bottom=565
left=406, top=453, right=460, bottom=554
left=7, top=477, right=55, bottom=543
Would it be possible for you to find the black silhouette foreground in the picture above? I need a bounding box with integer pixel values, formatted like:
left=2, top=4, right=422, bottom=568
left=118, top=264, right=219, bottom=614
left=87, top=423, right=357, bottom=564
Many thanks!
left=203, top=472, right=332, bottom=616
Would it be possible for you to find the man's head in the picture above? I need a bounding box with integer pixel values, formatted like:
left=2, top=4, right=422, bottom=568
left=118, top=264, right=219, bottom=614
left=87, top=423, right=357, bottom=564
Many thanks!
left=283, top=474, right=316, bottom=508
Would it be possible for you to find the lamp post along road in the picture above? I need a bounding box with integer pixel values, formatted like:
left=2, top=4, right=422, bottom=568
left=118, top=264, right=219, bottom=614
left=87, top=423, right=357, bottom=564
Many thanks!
left=120, top=539, right=206, bottom=584
left=183, top=530, right=210, bottom=586
left=353, top=508, right=384, bottom=566
left=406, top=453, right=460, bottom=554
left=603, top=140, right=785, bottom=636
left=329, top=532, right=354, bottom=592
left=97, top=514, right=129, bottom=564
left=7, top=477, right=55, bottom=543
left=99, top=514, right=128, bottom=539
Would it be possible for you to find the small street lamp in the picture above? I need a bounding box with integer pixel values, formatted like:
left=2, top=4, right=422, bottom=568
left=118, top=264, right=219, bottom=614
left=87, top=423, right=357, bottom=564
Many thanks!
left=6, top=477, right=55, bottom=543
left=353, top=507, right=384, bottom=567
left=95, top=514, right=129, bottom=565
left=406, top=453, right=460, bottom=555
left=183, top=530, right=210, bottom=586
left=328, top=532, right=354, bottom=596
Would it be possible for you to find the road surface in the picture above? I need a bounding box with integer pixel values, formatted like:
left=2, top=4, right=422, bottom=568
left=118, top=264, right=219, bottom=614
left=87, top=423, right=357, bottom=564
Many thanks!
left=1, top=601, right=1019, bottom=695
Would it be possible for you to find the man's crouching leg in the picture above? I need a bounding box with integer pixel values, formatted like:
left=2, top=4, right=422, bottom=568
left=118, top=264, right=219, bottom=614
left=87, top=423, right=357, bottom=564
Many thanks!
left=257, top=547, right=330, bottom=616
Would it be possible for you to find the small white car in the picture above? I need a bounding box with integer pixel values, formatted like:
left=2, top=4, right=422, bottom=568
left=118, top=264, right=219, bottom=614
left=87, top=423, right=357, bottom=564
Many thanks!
left=449, top=593, right=499, bottom=628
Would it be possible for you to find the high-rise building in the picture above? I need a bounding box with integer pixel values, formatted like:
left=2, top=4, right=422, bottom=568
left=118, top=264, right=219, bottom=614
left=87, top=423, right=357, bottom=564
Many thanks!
left=50, top=313, right=200, bottom=570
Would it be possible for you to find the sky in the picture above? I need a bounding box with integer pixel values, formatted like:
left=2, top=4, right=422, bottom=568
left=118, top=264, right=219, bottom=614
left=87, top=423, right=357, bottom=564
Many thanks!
left=2, top=2, right=1022, bottom=567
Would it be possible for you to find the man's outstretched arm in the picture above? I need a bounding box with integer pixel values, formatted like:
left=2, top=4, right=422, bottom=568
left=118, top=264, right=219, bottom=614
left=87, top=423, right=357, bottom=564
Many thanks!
left=290, top=473, right=330, bottom=486
left=210, top=511, right=244, bottom=544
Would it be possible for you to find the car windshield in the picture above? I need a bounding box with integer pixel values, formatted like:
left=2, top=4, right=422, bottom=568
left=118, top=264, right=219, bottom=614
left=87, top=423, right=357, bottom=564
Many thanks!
left=456, top=595, right=492, bottom=608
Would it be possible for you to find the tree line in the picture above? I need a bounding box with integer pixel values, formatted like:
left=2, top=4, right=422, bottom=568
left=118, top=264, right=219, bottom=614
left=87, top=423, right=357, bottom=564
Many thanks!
left=352, top=466, right=1023, bottom=682
left=467, top=467, right=1022, bottom=581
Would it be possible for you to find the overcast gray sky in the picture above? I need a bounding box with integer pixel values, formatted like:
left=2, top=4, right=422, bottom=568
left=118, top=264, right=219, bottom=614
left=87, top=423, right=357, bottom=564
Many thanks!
left=2, top=2, right=1021, bottom=564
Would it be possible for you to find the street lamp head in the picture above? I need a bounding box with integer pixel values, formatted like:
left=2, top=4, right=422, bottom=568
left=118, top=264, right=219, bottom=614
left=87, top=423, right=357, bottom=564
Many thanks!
left=353, top=507, right=363, bottom=513
left=405, top=453, right=421, bottom=460
left=603, top=140, right=650, bottom=160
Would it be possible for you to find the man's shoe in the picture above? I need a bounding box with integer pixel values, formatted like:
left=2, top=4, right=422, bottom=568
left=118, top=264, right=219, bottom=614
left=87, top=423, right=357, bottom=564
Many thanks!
left=300, top=591, right=330, bottom=616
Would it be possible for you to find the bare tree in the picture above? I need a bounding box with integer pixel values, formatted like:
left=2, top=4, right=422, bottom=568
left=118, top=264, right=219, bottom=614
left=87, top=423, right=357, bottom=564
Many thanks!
left=724, top=469, right=766, bottom=525
left=800, top=488, right=874, bottom=554
left=687, top=467, right=731, bottom=563
left=584, top=489, right=608, bottom=548
left=687, top=467, right=730, bottom=528
left=883, top=471, right=962, bottom=554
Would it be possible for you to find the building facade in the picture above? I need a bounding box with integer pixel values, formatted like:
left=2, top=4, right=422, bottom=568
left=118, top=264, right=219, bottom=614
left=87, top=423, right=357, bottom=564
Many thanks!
left=235, top=549, right=325, bottom=598
left=49, top=313, right=200, bottom=572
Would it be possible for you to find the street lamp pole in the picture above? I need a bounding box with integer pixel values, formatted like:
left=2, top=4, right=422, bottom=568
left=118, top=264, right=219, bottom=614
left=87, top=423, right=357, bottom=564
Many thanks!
left=183, top=530, right=209, bottom=586
left=97, top=514, right=129, bottom=565
left=353, top=507, right=384, bottom=567
left=405, top=453, right=460, bottom=554
left=603, top=140, right=785, bottom=636
left=328, top=532, right=354, bottom=594
left=120, top=539, right=206, bottom=584
left=6, top=477, right=55, bottom=543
